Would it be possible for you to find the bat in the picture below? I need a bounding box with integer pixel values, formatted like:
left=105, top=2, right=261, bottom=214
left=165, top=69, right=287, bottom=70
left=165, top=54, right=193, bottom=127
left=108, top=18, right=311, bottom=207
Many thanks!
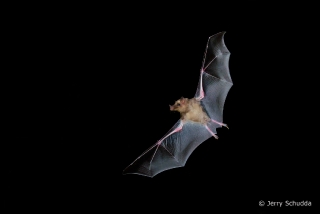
left=123, top=31, right=233, bottom=177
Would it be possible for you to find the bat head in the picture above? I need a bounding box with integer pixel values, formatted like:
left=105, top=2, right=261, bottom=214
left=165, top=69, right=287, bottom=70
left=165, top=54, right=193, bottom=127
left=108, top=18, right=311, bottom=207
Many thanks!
left=169, top=97, right=189, bottom=113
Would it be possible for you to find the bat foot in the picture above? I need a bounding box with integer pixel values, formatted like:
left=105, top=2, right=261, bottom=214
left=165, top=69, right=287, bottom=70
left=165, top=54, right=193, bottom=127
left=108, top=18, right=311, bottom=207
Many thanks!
left=205, top=125, right=218, bottom=140
left=211, top=119, right=229, bottom=129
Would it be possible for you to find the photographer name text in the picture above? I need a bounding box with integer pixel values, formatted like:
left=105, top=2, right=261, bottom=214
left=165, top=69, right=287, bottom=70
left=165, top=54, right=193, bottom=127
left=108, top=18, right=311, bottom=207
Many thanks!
left=259, top=200, right=311, bottom=207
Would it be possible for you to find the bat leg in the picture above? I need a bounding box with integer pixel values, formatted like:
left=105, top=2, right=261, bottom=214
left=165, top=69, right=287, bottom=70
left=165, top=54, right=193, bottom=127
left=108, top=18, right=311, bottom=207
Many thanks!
left=205, top=125, right=218, bottom=139
left=211, top=119, right=229, bottom=129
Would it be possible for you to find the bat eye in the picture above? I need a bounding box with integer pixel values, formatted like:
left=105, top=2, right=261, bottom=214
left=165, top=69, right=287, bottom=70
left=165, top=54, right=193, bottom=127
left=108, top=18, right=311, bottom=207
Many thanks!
left=177, top=103, right=180, bottom=106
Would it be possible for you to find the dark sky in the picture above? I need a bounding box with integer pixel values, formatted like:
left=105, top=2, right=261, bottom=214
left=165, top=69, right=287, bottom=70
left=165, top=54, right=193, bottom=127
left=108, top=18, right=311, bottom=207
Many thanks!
left=5, top=3, right=319, bottom=212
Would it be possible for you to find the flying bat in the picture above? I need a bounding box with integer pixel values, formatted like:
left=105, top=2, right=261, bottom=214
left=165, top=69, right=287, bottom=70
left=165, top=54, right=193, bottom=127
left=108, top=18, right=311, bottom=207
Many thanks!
left=123, top=31, right=233, bottom=177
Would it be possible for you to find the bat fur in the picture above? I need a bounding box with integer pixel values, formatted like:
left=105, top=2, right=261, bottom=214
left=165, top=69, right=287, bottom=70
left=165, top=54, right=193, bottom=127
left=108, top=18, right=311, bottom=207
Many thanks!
left=169, top=97, right=210, bottom=124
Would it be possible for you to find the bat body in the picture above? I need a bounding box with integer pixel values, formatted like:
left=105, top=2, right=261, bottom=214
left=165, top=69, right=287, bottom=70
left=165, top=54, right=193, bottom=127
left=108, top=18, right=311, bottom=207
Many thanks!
left=170, top=97, right=210, bottom=124
left=123, top=32, right=233, bottom=177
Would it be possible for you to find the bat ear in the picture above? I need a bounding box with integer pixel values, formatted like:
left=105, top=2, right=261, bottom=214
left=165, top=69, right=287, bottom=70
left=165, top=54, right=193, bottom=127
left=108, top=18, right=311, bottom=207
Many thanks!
left=181, top=98, right=186, bottom=104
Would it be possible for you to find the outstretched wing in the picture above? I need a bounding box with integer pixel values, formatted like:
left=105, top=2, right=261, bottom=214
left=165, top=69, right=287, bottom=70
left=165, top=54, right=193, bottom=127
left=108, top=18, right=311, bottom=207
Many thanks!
left=123, top=32, right=232, bottom=177
left=123, top=120, right=218, bottom=177
left=196, top=31, right=233, bottom=128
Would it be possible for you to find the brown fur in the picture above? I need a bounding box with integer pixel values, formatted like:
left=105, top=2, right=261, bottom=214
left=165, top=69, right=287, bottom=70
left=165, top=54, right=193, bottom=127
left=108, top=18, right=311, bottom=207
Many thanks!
left=169, top=97, right=210, bottom=124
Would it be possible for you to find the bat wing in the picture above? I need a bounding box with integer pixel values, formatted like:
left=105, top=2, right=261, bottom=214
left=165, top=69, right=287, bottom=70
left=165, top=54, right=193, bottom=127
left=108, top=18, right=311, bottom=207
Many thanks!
left=123, top=32, right=232, bottom=177
left=195, top=31, right=233, bottom=129
left=123, top=120, right=220, bottom=177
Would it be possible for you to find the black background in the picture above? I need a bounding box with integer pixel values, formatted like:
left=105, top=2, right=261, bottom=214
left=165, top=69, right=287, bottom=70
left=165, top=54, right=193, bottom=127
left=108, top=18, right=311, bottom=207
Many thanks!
left=5, top=2, right=319, bottom=213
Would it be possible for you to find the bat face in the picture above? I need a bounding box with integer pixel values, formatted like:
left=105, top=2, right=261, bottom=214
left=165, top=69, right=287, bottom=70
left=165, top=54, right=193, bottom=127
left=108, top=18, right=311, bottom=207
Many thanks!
left=169, top=97, right=188, bottom=113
